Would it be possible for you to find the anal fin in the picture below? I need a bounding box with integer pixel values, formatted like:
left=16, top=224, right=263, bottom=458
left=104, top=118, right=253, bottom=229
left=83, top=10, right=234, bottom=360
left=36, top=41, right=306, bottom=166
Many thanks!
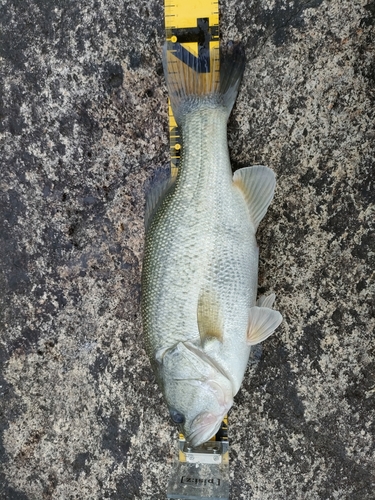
left=247, top=305, right=282, bottom=346
left=256, top=292, right=276, bottom=308
left=233, top=165, right=276, bottom=232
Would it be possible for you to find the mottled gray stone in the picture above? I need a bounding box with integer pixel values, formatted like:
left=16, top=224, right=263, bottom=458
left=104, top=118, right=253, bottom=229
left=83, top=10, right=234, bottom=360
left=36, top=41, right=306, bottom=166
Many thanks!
left=0, top=0, right=374, bottom=499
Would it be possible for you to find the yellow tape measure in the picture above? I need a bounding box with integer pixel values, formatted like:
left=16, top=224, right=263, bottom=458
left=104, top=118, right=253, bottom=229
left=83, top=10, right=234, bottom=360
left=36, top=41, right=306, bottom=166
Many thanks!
left=163, top=0, right=227, bottom=464
left=164, top=0, right=220, bottom=177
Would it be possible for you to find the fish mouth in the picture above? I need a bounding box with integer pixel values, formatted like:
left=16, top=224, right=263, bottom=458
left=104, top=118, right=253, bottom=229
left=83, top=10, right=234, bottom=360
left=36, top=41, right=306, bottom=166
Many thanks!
left=186, top=412, right=225, bottom=448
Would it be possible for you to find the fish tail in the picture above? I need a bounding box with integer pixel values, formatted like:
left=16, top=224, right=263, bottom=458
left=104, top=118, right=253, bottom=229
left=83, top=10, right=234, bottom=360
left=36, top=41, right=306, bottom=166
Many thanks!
left=163, top=41, right=245, bottom=124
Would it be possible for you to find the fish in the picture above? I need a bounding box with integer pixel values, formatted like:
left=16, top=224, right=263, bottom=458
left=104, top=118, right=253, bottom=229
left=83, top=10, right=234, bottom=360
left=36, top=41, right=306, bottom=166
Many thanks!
left=141, top=41, right=282, bottom=448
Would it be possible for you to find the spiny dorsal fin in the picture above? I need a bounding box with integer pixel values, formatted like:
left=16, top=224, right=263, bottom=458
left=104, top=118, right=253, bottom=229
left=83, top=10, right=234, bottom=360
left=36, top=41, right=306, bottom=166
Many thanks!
left=247, top=306, right=282, bottom=346
left=197, top=289, right=224, bottom=345
left=233, top=165, right=276, bottom=232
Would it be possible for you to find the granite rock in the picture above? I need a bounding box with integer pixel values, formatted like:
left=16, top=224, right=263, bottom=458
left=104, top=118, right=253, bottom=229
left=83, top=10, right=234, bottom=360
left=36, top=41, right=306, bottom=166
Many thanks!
left=0, top=0, right=374, bottom=498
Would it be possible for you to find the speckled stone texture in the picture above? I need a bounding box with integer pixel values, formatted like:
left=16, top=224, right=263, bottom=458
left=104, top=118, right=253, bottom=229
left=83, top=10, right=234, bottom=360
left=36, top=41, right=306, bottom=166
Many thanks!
left=0, top=0, right=374, bottom=499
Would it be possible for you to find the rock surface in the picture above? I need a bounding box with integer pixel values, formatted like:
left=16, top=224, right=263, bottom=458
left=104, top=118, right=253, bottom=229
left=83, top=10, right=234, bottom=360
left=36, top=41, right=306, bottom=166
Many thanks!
left=1, top=0, right=374, bottom=499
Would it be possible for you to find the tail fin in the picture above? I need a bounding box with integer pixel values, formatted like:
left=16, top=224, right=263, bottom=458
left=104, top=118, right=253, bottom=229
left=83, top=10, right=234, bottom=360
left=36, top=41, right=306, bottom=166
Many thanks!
left=163, top=41, right=245, bottom=124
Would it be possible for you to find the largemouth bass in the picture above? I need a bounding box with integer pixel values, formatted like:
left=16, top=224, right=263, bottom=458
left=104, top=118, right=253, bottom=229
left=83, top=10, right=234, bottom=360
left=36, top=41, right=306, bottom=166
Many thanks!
left=142, top=42, right=282, bottom=447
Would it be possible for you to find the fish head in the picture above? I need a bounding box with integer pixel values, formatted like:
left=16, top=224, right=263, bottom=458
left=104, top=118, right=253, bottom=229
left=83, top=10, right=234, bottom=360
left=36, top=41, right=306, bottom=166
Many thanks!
left=157, top=341, right=233, bottom=447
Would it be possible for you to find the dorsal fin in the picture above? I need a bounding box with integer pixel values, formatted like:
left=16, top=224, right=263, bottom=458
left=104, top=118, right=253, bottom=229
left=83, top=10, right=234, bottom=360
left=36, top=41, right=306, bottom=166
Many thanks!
left=144, top=176, right=175, bottom=230
left=233, top=165, right=276, bottom=232
left=197, top=289, right=223, bottom=345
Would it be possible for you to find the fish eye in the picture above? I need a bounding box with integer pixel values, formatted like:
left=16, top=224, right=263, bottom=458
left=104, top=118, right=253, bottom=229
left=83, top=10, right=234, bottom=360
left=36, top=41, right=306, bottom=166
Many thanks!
left=169, top=409, right=185, bottom=425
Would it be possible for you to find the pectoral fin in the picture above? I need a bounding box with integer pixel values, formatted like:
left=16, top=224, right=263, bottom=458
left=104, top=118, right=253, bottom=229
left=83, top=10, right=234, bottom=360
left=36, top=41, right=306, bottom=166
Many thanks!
left=247, top=306, right=282, bottom=345
left=233, top=165, right=276, bottom=232
left=197, top=289, right=224, bottom=345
